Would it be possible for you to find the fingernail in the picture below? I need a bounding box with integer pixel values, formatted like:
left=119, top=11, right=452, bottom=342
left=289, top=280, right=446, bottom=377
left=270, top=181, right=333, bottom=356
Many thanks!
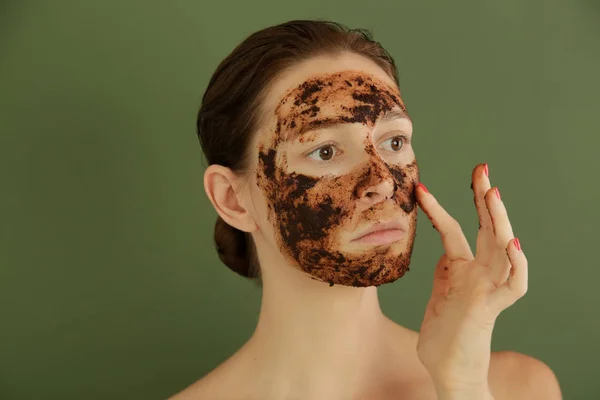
left=418, top=182, right=428, bottom=193
left=484, top=163, right=489, bottom=177
left=514, top=238, right=521, bottom=251
left=494, top=187, right=501, bottom=200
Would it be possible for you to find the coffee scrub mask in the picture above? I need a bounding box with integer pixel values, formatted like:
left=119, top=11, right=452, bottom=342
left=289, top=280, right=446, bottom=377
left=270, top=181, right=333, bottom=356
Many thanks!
left=256, top=71, right=419, bottom=287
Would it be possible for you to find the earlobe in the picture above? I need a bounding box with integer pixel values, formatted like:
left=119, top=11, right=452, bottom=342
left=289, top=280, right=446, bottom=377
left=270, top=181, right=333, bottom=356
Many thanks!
left=203, top=165, right=257, bottom=233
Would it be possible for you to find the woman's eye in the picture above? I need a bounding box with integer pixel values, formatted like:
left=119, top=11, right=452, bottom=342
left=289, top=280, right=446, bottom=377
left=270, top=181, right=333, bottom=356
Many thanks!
left=381, top=135, right=405, bottom=152
left=307, top=144, right=336, bottom=161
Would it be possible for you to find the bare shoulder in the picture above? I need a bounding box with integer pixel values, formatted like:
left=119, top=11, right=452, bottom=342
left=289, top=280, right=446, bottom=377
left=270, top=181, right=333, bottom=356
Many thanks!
left=489, top=350, right=562, bottom=400
left=167, top=370, right=224, bottom=400
left=167, top=359, right=246, bottom=400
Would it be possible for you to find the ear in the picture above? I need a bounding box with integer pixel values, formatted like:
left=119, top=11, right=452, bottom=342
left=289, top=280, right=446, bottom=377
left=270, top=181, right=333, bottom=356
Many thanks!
left=203, top=164, right=257, bottom=233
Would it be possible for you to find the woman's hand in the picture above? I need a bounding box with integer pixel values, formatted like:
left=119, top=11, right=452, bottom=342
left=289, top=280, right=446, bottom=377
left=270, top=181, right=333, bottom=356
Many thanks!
left=415, top=163, right=528, bottom=398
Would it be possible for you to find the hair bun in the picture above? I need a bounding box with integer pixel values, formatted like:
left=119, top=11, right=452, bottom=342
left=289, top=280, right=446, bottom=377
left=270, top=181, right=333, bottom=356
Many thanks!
left=214, top=216, right=251, bottom=277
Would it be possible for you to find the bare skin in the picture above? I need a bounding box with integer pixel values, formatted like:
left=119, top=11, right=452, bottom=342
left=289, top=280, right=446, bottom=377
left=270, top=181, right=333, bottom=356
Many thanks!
left=176, top=53, right=562, bottom=400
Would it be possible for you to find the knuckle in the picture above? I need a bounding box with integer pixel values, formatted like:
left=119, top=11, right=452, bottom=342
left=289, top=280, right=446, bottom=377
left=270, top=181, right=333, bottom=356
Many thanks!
left=515, top=283, right=528, bottom=297
left=449, top=218, right=462, bottom=232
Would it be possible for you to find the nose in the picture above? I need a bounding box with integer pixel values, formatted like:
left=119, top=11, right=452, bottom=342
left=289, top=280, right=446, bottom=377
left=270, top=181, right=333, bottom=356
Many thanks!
left=355, top=162, right=396, bottom=206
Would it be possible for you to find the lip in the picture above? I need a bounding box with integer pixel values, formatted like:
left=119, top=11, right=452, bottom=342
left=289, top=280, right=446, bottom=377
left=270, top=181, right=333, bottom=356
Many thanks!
left=351, top=220, right=406, bottom=244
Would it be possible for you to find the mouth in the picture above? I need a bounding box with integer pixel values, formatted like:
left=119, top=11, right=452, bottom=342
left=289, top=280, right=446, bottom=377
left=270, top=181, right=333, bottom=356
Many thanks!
left=351, top=220, right=406, bottom=246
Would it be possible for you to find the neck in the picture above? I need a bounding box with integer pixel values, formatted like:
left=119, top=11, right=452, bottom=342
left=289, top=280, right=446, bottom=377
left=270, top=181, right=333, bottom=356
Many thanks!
left=244, top=259, right=401, bottom=399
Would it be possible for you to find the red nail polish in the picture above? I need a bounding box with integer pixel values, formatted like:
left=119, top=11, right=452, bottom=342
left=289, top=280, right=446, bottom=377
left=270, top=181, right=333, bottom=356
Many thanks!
left=418, top=182, right=428, bottom=193
left=495, top=187, right=501, bottom=200
left=514, top=238, right=521, bottom=251
left=484, top=163, right=489, bottom=177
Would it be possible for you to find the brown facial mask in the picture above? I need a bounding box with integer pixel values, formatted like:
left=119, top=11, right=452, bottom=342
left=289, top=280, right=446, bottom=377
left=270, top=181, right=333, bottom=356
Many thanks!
left=256, top=71, right=419, bottom=287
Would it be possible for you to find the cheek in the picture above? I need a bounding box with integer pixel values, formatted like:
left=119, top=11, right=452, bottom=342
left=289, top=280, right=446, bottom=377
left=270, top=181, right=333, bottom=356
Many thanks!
left=279, top=177, right=349, bottom=228
left=390, top=165, right=417, bottom=187
left=389, top=162, right=419, bottom=212
left=268, top=174, right=355, bottom=251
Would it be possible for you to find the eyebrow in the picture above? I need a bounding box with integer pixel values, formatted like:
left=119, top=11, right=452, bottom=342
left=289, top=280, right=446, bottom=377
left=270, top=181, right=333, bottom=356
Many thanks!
left=288, top=108, right=411, bottom=142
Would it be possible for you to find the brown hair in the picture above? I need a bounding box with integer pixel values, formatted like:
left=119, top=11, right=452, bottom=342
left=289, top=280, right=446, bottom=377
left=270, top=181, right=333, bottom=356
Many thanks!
left=197, top=19, right=401, bottom=279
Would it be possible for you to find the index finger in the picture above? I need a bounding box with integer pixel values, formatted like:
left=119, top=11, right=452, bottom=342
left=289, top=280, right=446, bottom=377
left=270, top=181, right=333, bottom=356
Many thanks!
left=417, top=183, right=474, bottom=262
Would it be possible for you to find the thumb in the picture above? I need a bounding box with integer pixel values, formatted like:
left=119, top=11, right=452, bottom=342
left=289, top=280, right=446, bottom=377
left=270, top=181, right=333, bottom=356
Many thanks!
left=431, top=253, right=451, bottom=298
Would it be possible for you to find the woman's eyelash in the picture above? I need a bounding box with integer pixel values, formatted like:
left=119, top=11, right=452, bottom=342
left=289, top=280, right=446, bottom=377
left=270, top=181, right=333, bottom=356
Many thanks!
left=379, top=134, right=410, bottom=151
left=306, top=135, right=410, bottom=163
left=306, top=142, right=339, bottom=163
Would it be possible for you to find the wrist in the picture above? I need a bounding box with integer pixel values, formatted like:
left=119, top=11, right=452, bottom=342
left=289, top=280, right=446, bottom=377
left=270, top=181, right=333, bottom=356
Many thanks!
left=434, top=383, right=495, bottom=400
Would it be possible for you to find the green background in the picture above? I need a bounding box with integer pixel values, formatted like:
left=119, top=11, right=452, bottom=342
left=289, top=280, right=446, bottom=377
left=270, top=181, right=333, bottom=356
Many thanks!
left=1, top=0, right=598, bottom=399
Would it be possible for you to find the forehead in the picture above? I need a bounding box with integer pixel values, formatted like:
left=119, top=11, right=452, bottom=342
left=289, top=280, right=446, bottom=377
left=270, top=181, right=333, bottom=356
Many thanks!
left=261, top=53, right=400, bottom=121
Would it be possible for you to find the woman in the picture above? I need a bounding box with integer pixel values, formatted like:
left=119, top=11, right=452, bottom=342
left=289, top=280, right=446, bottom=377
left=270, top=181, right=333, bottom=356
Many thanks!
left=171, top=20, right=561, bottom=399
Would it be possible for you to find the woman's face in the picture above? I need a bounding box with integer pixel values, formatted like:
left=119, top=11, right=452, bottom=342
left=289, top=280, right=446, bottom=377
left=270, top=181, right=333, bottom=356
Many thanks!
left=246, top=53, right=419, bottom=287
